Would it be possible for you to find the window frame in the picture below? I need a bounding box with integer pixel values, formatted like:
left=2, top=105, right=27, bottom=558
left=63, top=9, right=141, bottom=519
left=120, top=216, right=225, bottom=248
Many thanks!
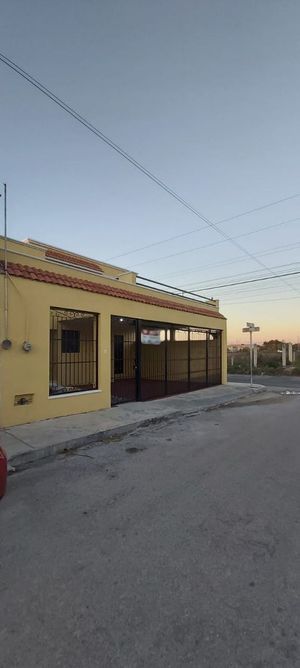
left=49, top=306, right=98, bottom=396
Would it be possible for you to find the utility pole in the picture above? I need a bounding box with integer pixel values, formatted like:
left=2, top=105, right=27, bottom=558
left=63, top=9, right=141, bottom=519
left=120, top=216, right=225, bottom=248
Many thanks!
left=253, top=344, right=258, bottom=368
left=242, top=322, right=260, bottom=387
left=1, top=183, right=10, bottom=347
left=4, top=183, right=8, bottom=338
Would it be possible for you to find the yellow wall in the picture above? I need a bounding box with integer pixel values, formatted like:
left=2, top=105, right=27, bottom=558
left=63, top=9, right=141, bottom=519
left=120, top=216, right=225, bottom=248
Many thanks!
left=1, top=238, right=221, bottom=316
left=6, top=237, right=138, bottom=284
left=0, top=240, right=227, bottom=427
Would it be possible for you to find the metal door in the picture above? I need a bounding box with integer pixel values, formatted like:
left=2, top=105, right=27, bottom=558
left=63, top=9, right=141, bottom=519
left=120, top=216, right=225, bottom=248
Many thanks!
left=111, top=317, right=137, bottom=404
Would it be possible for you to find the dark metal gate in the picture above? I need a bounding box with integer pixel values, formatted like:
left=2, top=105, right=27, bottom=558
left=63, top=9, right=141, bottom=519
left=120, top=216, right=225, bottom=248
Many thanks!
left=111, top=317, right=137, bottom=404
left=111, top=316, right=222, bottom=405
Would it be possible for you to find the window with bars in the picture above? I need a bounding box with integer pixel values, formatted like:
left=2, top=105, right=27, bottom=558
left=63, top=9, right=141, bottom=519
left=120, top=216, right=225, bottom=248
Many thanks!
left=61, top=329, right=80, bottom=354
left=49, top=307, right=98, bottom=395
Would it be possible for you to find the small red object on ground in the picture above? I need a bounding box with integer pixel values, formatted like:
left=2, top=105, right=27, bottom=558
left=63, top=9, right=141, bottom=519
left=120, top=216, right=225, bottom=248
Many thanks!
left=0, top=447, right=7, bottom=499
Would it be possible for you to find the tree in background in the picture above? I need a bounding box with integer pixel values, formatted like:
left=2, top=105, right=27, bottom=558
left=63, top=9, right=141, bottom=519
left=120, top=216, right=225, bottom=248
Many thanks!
left=261, top=340, right=282, bottom=351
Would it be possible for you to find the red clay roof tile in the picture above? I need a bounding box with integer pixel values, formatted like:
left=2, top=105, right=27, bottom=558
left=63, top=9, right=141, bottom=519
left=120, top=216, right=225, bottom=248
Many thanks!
left=1, top=261, right=225, bottom=320
left=45, top=248, right=103, bottom=272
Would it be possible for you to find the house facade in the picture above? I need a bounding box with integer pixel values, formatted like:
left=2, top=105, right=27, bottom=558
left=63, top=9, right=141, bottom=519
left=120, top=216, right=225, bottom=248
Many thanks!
left=0, top=237, right=227, bottom=427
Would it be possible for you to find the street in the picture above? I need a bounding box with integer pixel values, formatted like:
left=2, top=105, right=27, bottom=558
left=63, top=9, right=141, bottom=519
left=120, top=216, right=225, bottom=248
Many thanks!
left=228, top=374, right=300, bottom=391
left=1, top=394, right=300, bottom=667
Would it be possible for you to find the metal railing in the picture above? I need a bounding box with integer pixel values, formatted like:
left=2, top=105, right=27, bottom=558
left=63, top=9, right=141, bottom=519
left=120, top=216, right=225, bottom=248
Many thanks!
left=137, top=275, right=215, bottom=305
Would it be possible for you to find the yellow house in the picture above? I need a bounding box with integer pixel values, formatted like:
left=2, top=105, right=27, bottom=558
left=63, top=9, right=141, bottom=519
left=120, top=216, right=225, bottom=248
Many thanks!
left=0, top=237, right=227, bottom=428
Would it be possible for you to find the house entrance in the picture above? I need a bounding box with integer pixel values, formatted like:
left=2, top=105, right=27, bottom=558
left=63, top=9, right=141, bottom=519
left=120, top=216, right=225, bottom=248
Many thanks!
left=111, top=317, right=137, bottom=404
left=111, top=316, right=222, bottom=405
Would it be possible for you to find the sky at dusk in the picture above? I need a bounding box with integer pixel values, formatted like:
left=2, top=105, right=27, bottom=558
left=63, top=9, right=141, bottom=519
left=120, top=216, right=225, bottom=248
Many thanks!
left=1, top=1, right=300, bottom=343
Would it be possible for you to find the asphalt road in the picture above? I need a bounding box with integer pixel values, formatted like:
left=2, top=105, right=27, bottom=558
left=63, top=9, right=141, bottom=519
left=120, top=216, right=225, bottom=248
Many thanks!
left=228, top=373, right=300, bottom=390
left=1, top=394, right=300, bottom=667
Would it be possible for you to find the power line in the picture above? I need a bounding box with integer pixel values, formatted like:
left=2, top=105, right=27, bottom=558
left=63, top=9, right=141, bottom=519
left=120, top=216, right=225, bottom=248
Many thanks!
left=130, top=219, right=300, bottom=269
left=136, top=276, right=214, bottom=303
left=182, top=260, right=300, bottom=293
left=218, top=272, right=300, bottom=293
left=216, top=278, right=300, bottom=298
left=222, top=295, right=300, bottom=306
left=107, top=194, right=300, bottom=261
left=154, top=237, right=300, bottom=295
left=223, top=289, right=296, bottom=302
left=0, top=51, right=231, bottom=234
left=0, top=51, right=297, bottom=295
left=198, top=269, right=300, bottom=291
left=157, top=216, right=300, bottom=280
left=180, top=251, right=300, bottom=291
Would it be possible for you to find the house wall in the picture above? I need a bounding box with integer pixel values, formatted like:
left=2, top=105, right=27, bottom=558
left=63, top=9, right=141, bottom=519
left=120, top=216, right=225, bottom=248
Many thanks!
left=0, top=248, right=227, bottom=427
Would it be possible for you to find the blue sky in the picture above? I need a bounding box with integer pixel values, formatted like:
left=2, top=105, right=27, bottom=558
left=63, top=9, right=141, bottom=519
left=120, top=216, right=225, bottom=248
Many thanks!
left=1, top=0, right=300, bottom=341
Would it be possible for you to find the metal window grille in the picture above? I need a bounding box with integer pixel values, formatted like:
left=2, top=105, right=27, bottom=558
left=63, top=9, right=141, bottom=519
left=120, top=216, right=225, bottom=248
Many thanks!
left=49, top=307, right=98, bottom=395
left=61, top=329, right=80, bottom=354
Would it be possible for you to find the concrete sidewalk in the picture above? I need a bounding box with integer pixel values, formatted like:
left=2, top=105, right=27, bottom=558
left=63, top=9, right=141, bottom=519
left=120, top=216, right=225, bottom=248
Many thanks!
left=1, top=383, right=264, bottom=470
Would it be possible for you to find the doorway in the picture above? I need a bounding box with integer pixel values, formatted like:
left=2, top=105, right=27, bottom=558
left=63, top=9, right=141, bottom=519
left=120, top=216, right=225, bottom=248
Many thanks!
left=111, top=317, right=137, bottom=404
left=111, top=316, right=222, bottom=405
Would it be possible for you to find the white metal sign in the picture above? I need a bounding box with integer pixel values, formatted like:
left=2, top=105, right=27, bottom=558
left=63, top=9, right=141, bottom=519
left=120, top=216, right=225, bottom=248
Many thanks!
left=242, top=326, right=260, bottom=333
left=141, top=329, right=161, bottom=345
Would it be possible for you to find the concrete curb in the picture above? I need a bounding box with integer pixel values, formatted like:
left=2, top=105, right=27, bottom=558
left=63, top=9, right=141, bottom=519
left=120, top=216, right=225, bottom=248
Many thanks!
left=8, top=415, right=181, bottom=471
left=7, top=386, right=266, bottom=472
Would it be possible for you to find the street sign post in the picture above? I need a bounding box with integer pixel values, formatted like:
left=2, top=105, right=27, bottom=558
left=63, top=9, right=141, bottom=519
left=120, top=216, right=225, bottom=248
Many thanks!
left=242, top=323, right=260, bottom=387
left=242, top=327, right=260, bottom=333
